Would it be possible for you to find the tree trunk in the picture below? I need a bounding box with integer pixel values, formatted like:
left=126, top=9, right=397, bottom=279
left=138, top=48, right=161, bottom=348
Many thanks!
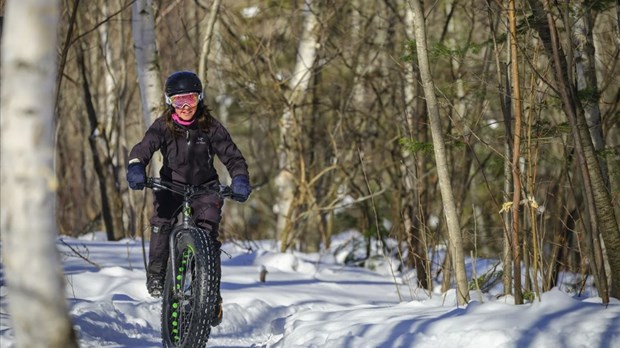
left=132, top=0, right=162, bottom=175
left=99, top=0, right=119, bottom=163
left=486, top=1, right=515, bottom=296
left=410, top=0, right=469, bottom=305
left=529, top=0, right=620, bottom=301
left=0, top=0, right=78, bottom=346
left=54, top=0, right=80, bottom=111
left=402, top=0, right=429, bottom=290
left=198, top=0, right=221, bottom=86
left=77, top=44, right=126, bottom=241
left=570, top=6, right=613, bottom=291
left=276, top=0, right=319, bottom=251
left=508, top=0, right=524, bottom=305
left=570, top=1, right=609, bottom=188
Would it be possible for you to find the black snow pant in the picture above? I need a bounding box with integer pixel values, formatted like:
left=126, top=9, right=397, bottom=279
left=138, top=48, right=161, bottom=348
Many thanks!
left=147, top=188, right=223, bottom=282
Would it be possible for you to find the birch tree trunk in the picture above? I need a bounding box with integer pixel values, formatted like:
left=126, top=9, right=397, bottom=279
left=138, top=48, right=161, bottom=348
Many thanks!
left=132, top=0, right=162, bottom=173
left=198, top=0, right=222, bottom=86
left=570, top=0, right=613, bottom=298
left=99, top=0, right=119, bottom=161
left=276, top=0, right=319, bottom=251
left=351, top=0, right=367, bottom=106
left=529, top=0, right=619, bottom=301
left=570, top=2, right=609, bottom=187
left=402, top=0, right=430, bottom=290
left=445, top=0, right=466, bottom=121
left=0, top=0, right=78, bottom=346
left=410, top=0, right=469, bottom=305
left=197, top=0, right=227, bottom=186
left=213, top=21, right=229, bottom=124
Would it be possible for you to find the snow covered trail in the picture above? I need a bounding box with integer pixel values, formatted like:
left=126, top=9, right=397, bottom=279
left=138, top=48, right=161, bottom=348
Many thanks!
left=1, top=234, right=619, bottom=348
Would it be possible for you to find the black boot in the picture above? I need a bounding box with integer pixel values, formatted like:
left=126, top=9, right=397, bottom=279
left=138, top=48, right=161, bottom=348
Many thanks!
left=146, top=225, right=171, bottom=297
left=146, top=273, right=164, bottom=298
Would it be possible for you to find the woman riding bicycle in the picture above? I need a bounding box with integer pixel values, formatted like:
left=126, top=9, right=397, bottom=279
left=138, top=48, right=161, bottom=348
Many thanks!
left=126, top=71, right=252, bottom=326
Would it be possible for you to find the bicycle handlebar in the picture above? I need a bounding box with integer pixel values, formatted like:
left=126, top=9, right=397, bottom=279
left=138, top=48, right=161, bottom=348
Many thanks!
left=144, top=177, right=243, bottom=201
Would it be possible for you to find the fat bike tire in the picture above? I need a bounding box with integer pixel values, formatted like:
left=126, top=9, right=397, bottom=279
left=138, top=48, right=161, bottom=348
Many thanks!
left=161, top=228, right=220, bottom=347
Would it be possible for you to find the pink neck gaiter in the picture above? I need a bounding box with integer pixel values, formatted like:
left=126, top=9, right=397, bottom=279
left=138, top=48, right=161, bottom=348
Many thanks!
left=172, top=113, right=196, bottom=126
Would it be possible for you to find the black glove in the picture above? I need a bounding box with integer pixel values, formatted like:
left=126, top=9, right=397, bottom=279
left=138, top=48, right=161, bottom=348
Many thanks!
left=231, top=175, right=252, bottom=202
left=127, top=162, right=146, bottom=190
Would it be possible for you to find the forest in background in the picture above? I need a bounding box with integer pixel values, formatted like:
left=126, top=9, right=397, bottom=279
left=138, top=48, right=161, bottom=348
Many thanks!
left=3, top=1, right=620, bottom=345
left=8, top=0, right=620, bottom=302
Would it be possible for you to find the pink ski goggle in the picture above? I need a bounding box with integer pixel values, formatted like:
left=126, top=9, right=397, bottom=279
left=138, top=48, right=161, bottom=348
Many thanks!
left=166, top=92, right=201, bottom=109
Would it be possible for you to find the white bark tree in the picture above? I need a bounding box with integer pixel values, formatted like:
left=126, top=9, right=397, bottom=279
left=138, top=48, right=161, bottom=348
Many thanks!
left=0, top=0, right=78, bottom=346
left=132, top=0, right=162, bottom=172
left=99, top=0, right=120, bottom=160
left=275, top=0, right=320, bottom=250
left=198, top=0, right=222, bottom=87
left=571, top=1, right=608, bottom=187
left=401, top=0, right=431, bottom=290
left=410, top=0, right=470, bottom=305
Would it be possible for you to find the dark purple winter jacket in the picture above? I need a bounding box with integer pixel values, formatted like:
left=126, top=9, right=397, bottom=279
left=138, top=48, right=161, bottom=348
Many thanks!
left=128, top=116, right=249, bottom=186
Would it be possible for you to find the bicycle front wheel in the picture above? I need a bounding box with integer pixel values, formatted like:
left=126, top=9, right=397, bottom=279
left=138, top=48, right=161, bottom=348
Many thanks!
left=161, top=227, right=220, bottom=347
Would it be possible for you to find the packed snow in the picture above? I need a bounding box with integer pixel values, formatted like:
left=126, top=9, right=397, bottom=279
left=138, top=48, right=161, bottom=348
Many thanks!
left=1, top=231, right=619, bottom=347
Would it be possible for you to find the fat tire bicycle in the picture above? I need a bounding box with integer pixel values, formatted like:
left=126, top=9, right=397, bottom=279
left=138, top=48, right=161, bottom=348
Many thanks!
left=144, top=177, right=240, bottom=347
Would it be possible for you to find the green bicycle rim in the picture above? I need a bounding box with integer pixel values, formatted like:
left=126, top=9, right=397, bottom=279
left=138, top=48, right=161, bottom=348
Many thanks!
left=170, top=245, right=195, bottom=345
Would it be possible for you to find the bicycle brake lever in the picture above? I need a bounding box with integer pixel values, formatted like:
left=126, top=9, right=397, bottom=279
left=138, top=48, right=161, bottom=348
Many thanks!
left=217, top=185, right=245, bottom=201
left=146, top=177, right=162, bottom=191
left=219, top=185, right=233, bottom=197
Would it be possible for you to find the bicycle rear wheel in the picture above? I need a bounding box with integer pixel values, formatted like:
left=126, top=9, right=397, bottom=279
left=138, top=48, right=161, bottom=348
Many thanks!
left=161, top=227, right=220, bottom=347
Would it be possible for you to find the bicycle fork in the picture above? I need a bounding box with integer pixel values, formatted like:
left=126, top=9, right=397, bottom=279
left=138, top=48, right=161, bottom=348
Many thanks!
left=168, top=199, right=194, bottom=297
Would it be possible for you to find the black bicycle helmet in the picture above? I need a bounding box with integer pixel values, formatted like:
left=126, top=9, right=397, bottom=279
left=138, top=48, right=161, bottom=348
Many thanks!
left=164, top=71, right=203, bottom=97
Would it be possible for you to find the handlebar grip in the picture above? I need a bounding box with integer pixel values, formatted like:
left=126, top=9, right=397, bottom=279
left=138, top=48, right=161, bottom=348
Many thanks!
left=218, top=185, right=233, bottom=196
left=217, top=186, right=245, bottom=201
left=144, top=177, right=163, bottom=190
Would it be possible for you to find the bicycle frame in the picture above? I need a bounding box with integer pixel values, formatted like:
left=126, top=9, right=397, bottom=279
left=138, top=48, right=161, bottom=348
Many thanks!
left=145, top=177, right=234, bottom=298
